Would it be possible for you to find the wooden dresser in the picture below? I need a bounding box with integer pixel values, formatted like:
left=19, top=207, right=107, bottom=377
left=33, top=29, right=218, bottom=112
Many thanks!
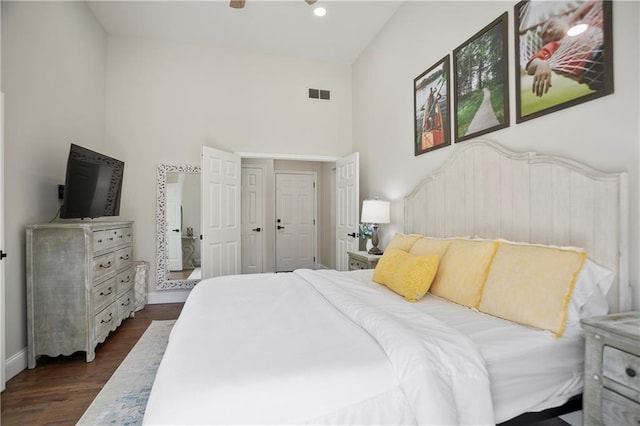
left=581, top=311, right=640, bottom=426
left=26, top=221, right=135, bottom=368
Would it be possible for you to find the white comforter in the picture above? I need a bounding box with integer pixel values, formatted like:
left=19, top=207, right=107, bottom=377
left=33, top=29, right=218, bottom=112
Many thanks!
left=143, top=269, right=494, bottom=425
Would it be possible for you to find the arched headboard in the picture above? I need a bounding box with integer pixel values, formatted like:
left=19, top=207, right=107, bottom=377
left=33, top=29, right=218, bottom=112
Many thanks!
left=404, top=140, right=629, bottom=313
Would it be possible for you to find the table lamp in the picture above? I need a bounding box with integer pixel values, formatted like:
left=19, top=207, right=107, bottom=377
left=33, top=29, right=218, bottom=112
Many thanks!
left=361, top=198, right=390, bottom=255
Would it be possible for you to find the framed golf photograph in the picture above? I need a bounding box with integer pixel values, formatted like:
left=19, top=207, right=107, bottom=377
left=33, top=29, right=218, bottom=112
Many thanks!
left=453, top=12, right=510, bottom=143
left=515, top=0, right=613, bottom=123
left=413, top=55, right=451, bottom=156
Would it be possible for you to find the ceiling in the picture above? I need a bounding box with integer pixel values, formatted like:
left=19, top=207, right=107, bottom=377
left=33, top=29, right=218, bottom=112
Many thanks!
left=87, top=0, right=404, bottom=64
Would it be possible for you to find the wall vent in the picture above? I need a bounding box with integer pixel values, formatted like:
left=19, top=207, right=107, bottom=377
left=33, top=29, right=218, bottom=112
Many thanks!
left=308, top=88, right=331, bottom=101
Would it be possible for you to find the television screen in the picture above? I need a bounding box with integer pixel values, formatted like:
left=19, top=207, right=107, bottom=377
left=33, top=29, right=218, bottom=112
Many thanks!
left=60, top=144, right=125, bottom=219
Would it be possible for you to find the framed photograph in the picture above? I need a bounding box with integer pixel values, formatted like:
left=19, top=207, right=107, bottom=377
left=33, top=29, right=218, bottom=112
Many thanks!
left=453, top=13, right=510, bottom=143
left=515, top=0, right=613, bottom=123
left=413, top=55, right=451, bottom=156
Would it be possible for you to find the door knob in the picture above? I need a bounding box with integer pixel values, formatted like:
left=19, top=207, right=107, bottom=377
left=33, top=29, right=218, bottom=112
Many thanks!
left=252, top=227, right=261, bottom=232
left=172, top=229, right=180, bottom=232
left=277, top=225, right=285, bottom=230
left=347, top=232, right=357, bottom=238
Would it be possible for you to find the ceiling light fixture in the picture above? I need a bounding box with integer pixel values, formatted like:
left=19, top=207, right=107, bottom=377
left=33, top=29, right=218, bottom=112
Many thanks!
left=314, top=7, right=326, bottom=17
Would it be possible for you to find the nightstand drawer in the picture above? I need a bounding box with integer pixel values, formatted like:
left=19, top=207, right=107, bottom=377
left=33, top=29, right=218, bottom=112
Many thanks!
left=603, top=345, right=640, bottom=391
left=601, top=388, right=640, bottom=426
left=347, top=251, right=381, bottom=271
left=349, top=258, right=369, bottom=270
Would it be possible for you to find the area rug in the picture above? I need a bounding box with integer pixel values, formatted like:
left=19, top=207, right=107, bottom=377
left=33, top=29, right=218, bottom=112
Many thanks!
left=77, top=320, right=175, bottom=426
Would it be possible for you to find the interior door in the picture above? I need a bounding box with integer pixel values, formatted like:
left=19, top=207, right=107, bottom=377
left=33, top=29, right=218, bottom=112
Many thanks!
left=275, top=173, right=315, bottom=272
left=1, top=92, right=5, bottom=390
left=335, top=152, right=359, bottom=271
left=166, top=182, right=183, bottom=271
left=201, top=146, right=241, bottom=279
left=241, top=167, right=264, bottom=274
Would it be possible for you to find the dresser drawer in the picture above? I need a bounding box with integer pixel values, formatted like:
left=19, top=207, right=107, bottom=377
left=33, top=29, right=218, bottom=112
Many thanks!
left=601, top=388, right=640, bottom=426
left=603, top=345, right=640, bottom=392
left=116, top=268, right=134, bottom=295
left=93, top=278, right=116, bottom=312
left=117, top=290, right=135, bottom=321
left=104, top=228, right=120, bottom=249
left=94, top=303, right=117, bottom=343
left=93, top=230, right=106, bottom=252
left=93, top=252, right=117, bottom=281
left=120, top=227, right=133, bottom=245
left=115, top=246, right=132, bottom=270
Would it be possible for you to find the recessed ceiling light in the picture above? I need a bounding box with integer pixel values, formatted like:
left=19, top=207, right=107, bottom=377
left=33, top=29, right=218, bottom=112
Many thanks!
left=567, top=23, right=588, bottom=36
left=314, top=7, right=326, bottom=17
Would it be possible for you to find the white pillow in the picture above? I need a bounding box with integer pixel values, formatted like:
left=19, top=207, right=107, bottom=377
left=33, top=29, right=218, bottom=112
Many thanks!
left=567, top=258, right=614, bottom=323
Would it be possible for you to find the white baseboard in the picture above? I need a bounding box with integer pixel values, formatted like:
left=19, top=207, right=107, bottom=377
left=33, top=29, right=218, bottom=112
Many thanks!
left=5, top=347, right=27, bottom=382
left=146, top=289, right=191, bottom=304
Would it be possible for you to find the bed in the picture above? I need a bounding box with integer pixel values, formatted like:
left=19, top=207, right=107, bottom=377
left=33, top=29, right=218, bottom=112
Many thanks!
left=143, top=140, right=629, bottom=425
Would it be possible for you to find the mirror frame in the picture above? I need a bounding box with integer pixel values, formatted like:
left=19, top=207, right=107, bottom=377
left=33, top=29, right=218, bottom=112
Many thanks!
left=156, top=163, right=201, bottom=290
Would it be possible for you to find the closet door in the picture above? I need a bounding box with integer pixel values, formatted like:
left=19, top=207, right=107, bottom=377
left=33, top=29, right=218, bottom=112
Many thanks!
left=335, top=152, right=359, bottom=271
left=201, top=146, right=241, bottom=279
left=275, top=172, right=316, bottom=272
left=241, top=167, right=264, bottom=274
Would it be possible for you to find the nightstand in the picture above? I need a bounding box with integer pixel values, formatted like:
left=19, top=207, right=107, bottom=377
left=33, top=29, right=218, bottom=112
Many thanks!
left=347, top=251, right=382, bottom=271
left=581, top=312, right=640, bottom=426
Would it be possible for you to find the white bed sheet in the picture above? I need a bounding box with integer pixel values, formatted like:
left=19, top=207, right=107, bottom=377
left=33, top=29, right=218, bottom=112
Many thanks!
left=347, top=269, right=585, bottom=423
left=144, top=269, right=494, bottom=425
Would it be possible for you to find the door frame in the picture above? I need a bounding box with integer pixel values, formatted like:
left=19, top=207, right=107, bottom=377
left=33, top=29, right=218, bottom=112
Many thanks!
left=274, top=170, right=318, bottom=272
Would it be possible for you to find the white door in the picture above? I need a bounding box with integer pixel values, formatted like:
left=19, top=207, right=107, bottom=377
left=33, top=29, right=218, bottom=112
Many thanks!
left=201, top=146, right=241, bottom=279
left=336, top=153, right=359, bottom=271
left=166, top=182, right=183, bottom=271
left=1, top=93, right=6, bottom=390
left=241, top=167, right=264, bottom=274
left=275, top=173, right=316, bottom=272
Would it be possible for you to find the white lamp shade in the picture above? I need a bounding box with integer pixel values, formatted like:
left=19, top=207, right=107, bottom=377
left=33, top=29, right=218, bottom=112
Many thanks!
left=361, top=199, right=390, bottom=224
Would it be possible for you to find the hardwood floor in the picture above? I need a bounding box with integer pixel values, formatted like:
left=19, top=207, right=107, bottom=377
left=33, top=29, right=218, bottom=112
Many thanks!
left=0, top=303, right=183, bottom=426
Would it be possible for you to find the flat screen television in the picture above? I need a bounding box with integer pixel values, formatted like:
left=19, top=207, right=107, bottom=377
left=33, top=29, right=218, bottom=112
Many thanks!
left=60, top=144, right=125, bottom=219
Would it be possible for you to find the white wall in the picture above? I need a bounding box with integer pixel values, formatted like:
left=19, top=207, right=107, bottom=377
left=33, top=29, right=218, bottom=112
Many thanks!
left=352, top=1, right=640, bottom=310
left=1, top=1, right=107, bottom=365
left=105, top=36, right=352, bottom=294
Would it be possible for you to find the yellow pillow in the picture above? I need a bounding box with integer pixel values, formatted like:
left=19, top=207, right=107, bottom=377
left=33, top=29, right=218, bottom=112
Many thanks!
left=372, top=248, right=407, bottom=285
left=386, top=233, right=422, bottom=252
left=429, top=239, right=498, bottom=307
left=372, top=248, right=439, bottom=302
left=478, top=242, right=586, bottom=337
left=410, top=237, right=452, bottom=258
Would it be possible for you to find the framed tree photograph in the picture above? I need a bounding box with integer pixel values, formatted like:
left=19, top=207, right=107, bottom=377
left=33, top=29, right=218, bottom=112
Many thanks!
left=453, top=12, right=510, bottom=143
left=413, top=55, right=451, bottom=156
left=515, top=0, right=613, bottom=123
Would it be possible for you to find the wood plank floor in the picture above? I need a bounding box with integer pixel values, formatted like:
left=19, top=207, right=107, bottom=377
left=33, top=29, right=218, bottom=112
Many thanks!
left=0, top=303, right=183, bottom=426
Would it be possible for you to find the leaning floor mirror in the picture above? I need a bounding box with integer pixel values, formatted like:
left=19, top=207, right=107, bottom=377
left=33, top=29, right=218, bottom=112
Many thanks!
left=156, top=163, right=201, bottom=290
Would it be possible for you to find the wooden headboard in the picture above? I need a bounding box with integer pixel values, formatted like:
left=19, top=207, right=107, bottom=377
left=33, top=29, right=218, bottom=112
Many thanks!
left=404, top=140, right=629, bottom=313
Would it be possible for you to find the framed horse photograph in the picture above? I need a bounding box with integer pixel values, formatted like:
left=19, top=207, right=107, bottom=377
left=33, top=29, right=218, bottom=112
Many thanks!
left=413, top=55, right=451, bottom=156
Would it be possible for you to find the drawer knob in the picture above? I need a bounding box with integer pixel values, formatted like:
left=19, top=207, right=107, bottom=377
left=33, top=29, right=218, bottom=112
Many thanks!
left=99, top=261, right=113, bottom=269
left=626, top=367, right=637, bottom=378
left=593, top=375, right=600, bottom=382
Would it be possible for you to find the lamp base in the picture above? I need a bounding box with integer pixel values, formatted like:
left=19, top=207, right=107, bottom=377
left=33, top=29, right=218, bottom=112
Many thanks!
left=368, top=247, right=383, bottom=255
